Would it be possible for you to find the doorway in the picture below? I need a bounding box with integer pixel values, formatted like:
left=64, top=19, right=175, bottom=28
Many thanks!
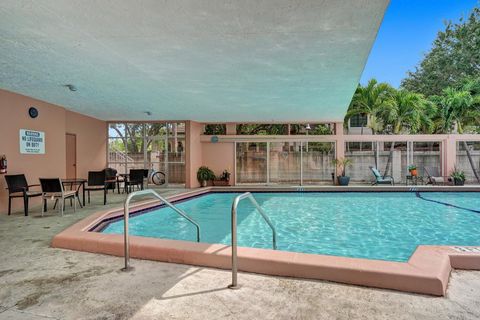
left=66, top=133, right=77, bottom=179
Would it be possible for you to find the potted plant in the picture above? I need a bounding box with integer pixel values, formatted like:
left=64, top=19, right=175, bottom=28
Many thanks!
left=408, top=165, right=417, bottom=176
left=197, top=166, right=215, bottom=187
left=213, top=169, right=231, bottom=186
left=333, top=158, right=352, bottom=186
left=450, top=168, right=466, bottom=186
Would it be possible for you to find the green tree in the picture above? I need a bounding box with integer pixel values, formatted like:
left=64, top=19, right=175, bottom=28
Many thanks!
left=402, top=7, right=480, bottom=96
left=344, top=79, right=394, bottom=134
left=236, top=124, right=287, bottom=135
left=378, top=90, right=434, bottom=175
left=344, top=79, right=394, bottom=168
left=433, top=84, right=480, bottom=181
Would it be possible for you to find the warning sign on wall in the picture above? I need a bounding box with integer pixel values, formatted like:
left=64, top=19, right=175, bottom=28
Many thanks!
left=19, top=129, right=45, bottom=154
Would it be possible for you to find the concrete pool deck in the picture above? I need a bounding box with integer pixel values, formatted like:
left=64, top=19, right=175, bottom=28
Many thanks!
left=1, top=187, right=480, bottom=319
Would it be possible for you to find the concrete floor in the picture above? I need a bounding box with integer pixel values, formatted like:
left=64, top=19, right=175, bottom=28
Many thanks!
left=1, top=188, right=480, bottom=320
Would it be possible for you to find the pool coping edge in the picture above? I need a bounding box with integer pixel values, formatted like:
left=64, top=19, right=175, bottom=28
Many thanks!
left=51, top=187, right=480, bottom=296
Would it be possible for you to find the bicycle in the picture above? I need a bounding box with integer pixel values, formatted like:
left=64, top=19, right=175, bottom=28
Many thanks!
left=147, top=167, right=166, bottom=186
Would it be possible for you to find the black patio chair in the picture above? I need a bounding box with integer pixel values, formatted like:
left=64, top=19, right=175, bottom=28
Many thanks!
left=125, top=169, right=145, bottom=193
left=5, top=174, right=42, bottom=216
left=102, top=168, right=118, bottom=193
left=84, top=171, right=108, bottom=205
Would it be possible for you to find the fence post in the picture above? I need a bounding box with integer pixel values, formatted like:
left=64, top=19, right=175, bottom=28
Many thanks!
left=334, top=122, right=345, bottom=180
left=444, top=135, right=456, bottom=175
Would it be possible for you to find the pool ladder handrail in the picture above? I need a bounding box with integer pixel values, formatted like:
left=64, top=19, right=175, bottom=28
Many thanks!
left=229, top=192, right=277, bottom=289
left=121, top=189, right=201, bottom=271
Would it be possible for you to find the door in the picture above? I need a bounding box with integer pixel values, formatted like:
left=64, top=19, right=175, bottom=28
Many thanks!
left=66, top=133, right=77, bottom=179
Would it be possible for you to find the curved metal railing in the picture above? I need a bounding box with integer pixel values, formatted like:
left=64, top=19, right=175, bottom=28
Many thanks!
left=229, top=192, right=277, bottom=289
left=122, top=189, right=201, bottom=271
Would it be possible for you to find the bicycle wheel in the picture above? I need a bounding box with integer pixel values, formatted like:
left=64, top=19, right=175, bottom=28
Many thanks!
left=152, top=171, right=166, bottom=185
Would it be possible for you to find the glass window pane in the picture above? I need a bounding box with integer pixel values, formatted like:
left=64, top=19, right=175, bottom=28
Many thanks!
left=269, top=142, right=301, bottom=184
left=456, top=141, right=480, bottom=183
left=236, top=142, right=267, bottom=183
left=168, top=137, right=185, bottom=163
left=108, top=138, right=126, bottom=162
left=109, top=123, right=125, bottom=138
left=168, top=163, right=186, bottom=184
left=302, top=142, right=335, bottom=184
left=345, top=141, right=376, bottom=182
left=204, top=124, right=226, bottom=135
left=413, top=142, right=441, bottom=177
left=145, top=123, right=167, bottom=137
left=378, top=142, right=407, bottom=182
left=350, top=114, right=368, bottom=128
left=125, top=135, right=145, bottom=164
left=289, top=124, right=333, bottom=135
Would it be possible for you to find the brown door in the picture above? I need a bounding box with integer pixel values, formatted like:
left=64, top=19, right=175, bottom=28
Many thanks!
left=66, top=133, right=77, bottom=179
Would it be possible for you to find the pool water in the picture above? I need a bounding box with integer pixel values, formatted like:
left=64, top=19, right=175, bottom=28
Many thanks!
left=101, top=192, right=480, bottom=262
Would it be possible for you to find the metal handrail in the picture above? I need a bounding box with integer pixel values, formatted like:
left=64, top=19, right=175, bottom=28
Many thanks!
left=229, top=192, right=277, bottom=289
left=121, top=189, right=201, bottom=271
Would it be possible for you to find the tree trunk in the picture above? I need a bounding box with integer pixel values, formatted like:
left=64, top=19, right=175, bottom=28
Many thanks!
left=462, top=141, right=480, bottom=183
left=383, top=141, right=395, bottom=177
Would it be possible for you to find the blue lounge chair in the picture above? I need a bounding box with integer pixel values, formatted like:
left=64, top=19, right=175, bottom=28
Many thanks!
left=369, top=166, right=394, bottom=185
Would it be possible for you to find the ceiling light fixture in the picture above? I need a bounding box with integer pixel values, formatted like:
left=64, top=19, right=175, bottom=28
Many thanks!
left=63, top=84, right=77, bottom=92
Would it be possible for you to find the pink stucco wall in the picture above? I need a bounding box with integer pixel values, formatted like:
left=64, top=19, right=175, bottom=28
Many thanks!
left=201, top=142, right=235, bottom=183
left=0, top=89, right=106, bottom=214
left=185, top=121, right=203, bottom=188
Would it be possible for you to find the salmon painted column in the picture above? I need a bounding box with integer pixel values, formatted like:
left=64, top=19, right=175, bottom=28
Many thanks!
left=226, top=123, right=236, bottom=135
left=444, top=135, right=457, bottom=175
left=185, top=121, right=203, bottom=188
left=334, top=122, right=345, bottom=181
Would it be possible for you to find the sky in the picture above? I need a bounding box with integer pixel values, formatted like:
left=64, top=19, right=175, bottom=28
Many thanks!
left=360, top=0, right=479, bottom=88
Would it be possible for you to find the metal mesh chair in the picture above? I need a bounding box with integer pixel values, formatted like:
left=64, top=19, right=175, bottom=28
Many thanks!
left=39, top=178, right=77, bottom=216
left=4, top=174, right=42, bottom=216
left=103, top=168, right=117, bottom=192
left=85, top=171, right=108, bottom=205
left=125, top=169, right=145, bottom=193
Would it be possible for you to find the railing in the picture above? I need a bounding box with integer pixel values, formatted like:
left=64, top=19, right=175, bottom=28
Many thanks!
left=121, top=189, right=201, bottom=271
left=229, top=192, right=276, bottom=289
left=108, top=151, right=135, bottom=163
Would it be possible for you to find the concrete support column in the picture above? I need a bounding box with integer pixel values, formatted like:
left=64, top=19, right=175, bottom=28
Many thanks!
left=185, top=121, right=203, bottom=188
left=226, top=123, right=236, bottom=135
left=444, top=136, right=457, bottom=175
left=334, top=122, right=345, bottom=179
left=334, top=122, right=345, bottom=157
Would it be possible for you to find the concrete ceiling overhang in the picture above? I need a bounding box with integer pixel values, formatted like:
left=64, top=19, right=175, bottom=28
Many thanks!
left=0, top=0, right=389, bottom=122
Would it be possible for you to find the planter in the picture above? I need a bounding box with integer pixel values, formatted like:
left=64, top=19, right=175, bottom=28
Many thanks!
left=213, top=180, right=230, bottom=186
left=453, top=178, right=465, bottom=186
left=200, top=180, right=208, bottom=187
left=409, top=169, right=417, bottom=176
left=337, top=176, right=350, bottom=186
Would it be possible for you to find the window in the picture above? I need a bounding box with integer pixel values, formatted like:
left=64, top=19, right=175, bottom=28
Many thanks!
left=203, top=124, right=226, bottom=135
left=107, top=122, right=186, bottom=185
left=349, top=114, right=368, bottom=128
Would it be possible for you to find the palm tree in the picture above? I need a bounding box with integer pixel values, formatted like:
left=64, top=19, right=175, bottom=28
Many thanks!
left=378, top=90, right=433, bottom=176
left=345, top=79, right=393, bottom=135
left=435, top=86, right=480, bottom=182
left=344, top=79, right=394, bottom=168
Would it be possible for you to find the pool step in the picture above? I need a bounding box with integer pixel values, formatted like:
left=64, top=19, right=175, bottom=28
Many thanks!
left=451, top=246, right=480, bottom=253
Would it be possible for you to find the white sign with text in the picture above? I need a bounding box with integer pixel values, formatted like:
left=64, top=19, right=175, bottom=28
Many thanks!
left=19, top=129, right=45, bottom=154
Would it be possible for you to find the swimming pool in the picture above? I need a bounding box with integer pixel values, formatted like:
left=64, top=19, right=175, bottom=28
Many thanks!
left=101, top=192, right=480, bottom=262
